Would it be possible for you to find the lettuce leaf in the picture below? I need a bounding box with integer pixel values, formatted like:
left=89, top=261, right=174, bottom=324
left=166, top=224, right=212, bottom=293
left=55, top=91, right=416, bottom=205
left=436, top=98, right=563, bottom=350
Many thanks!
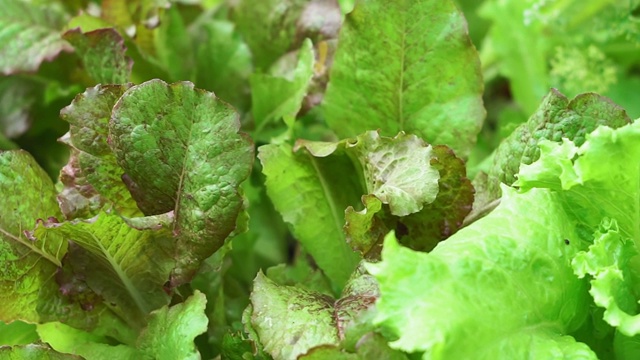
left=0, top=0, right=71, bottom=74
left=38, top=291, right=208, bottom=360
left=516, top=120, right=640, bottom=337
left=109, top=79, right=254, bottom=285
left=322, top=0, right=484, bottom=158
left=31, top=212, right=175, bottom=328
left=367, top=186, right=594, bottom=358
left=0, top=150, right=66, bottom=322
left=487, top=89, right=631, bottom=200
left=62, top=28, right=132, bottom=85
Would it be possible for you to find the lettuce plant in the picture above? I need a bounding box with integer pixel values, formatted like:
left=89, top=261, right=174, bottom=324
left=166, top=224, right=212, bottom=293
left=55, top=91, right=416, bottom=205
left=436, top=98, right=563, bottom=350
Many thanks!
left=1, top=0, right=640, bottom=359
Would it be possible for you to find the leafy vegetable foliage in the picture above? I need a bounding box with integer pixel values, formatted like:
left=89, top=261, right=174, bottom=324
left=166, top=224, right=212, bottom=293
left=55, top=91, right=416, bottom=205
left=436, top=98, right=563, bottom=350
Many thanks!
left=323, top=0, right=485, bottom=158
left=2, top=0, right=640, bottom=358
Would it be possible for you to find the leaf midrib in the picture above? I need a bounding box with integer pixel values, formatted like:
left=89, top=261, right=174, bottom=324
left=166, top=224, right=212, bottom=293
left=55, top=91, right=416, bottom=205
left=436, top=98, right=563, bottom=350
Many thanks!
left=89, top=231, right=150, bottom=314
left=0, top=226, right=61, bottom=267
left=308, top=155, right=345, bottom=242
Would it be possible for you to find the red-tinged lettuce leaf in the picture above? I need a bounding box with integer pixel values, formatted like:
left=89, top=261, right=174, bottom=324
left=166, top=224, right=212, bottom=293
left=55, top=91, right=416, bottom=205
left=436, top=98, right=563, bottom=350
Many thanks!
left=58, top=84, right=139, bottom=219
left=30, top=212, right=175, bottom=329
left=246, top=270, right=378, bottom=360
left=0, top=150, right=65, bottom=322
left=397, top=145, right=474, bottom=251
left=298, top=132, right=473, bottom=257
left=108, top=79, right=254, bottom=286
left=258, top=142, right=362, bottom=290
left=0, top=0, right=72, bottom=74
left=231, top=0, right=308, bottom=70
left=366, top=187, right=596, bottom=359
left=295, top=0, right=342, bottom=44
left=62, top=28, right=132, bottom=85
left=251, top=39, right=314, bottom=132
left=299, top=334, right=409, bottom=360
left=0, top=344, right=82, bottom=360
left=487, top=89, right=631, bottom=199
left=322, top=0, right=484, bottom=158
left=265, top=253, right=334, bottom=297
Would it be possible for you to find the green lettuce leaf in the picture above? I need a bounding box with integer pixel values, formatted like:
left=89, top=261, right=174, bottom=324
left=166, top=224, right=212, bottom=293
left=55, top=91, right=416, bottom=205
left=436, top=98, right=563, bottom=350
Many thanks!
left=488, top=89, right=631, bottom=199
left=109, top=79, right=254, bottom=285
left=572, top=219, right=640, bottom=336
left=37, top=321, right=137, bottom=360
left=0, top=344, right=82, bottom=359
left=515, top=121, right=640, bottom=337
left=251, top=39, right=314, bottom=133
left=137, top=290, right=208, bottom=360
left=31, top=212, right=175, bottom=328
left=0, top=0, right=72, bottom=74
left=38, top=291, right=208, bottom=360
left=0, top=150, right=130, bottom=339
left=0, top=150, right=65, bottom=322
left=322, top=0, right=484, bottom=158
left=366, top=186, right=594, bottom=358
left=0, top=321, right=39, bottom=346
left=193, top=19, right=252, bottom=111
left=62, top=28, right=132, bottom=84
left=516, top=121, right=640, bottom=248
left=258, top=142, right=362, bottom=289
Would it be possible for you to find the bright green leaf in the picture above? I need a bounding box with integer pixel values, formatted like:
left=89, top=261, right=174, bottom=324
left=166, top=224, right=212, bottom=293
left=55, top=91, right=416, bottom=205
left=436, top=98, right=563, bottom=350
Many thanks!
left=109, top=79, right=254, bottom=286
left=572, top=220, right=640, bottom=336
left=258, top=142, right=361, bottom=290
left=37, top=321, right=137, bottom=360
left=366, top=186, right=593, bottom=358
left=488, top=89, right=631, bottom=200
left=516, top=121, right=640, bottom=244
left=137, top=290, right=208, bottom=360
left=251, top=39, right=314, bottom=133
left=323, top=0, right=484, bottom=158
left=0, top=321, right=39, bottom=346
